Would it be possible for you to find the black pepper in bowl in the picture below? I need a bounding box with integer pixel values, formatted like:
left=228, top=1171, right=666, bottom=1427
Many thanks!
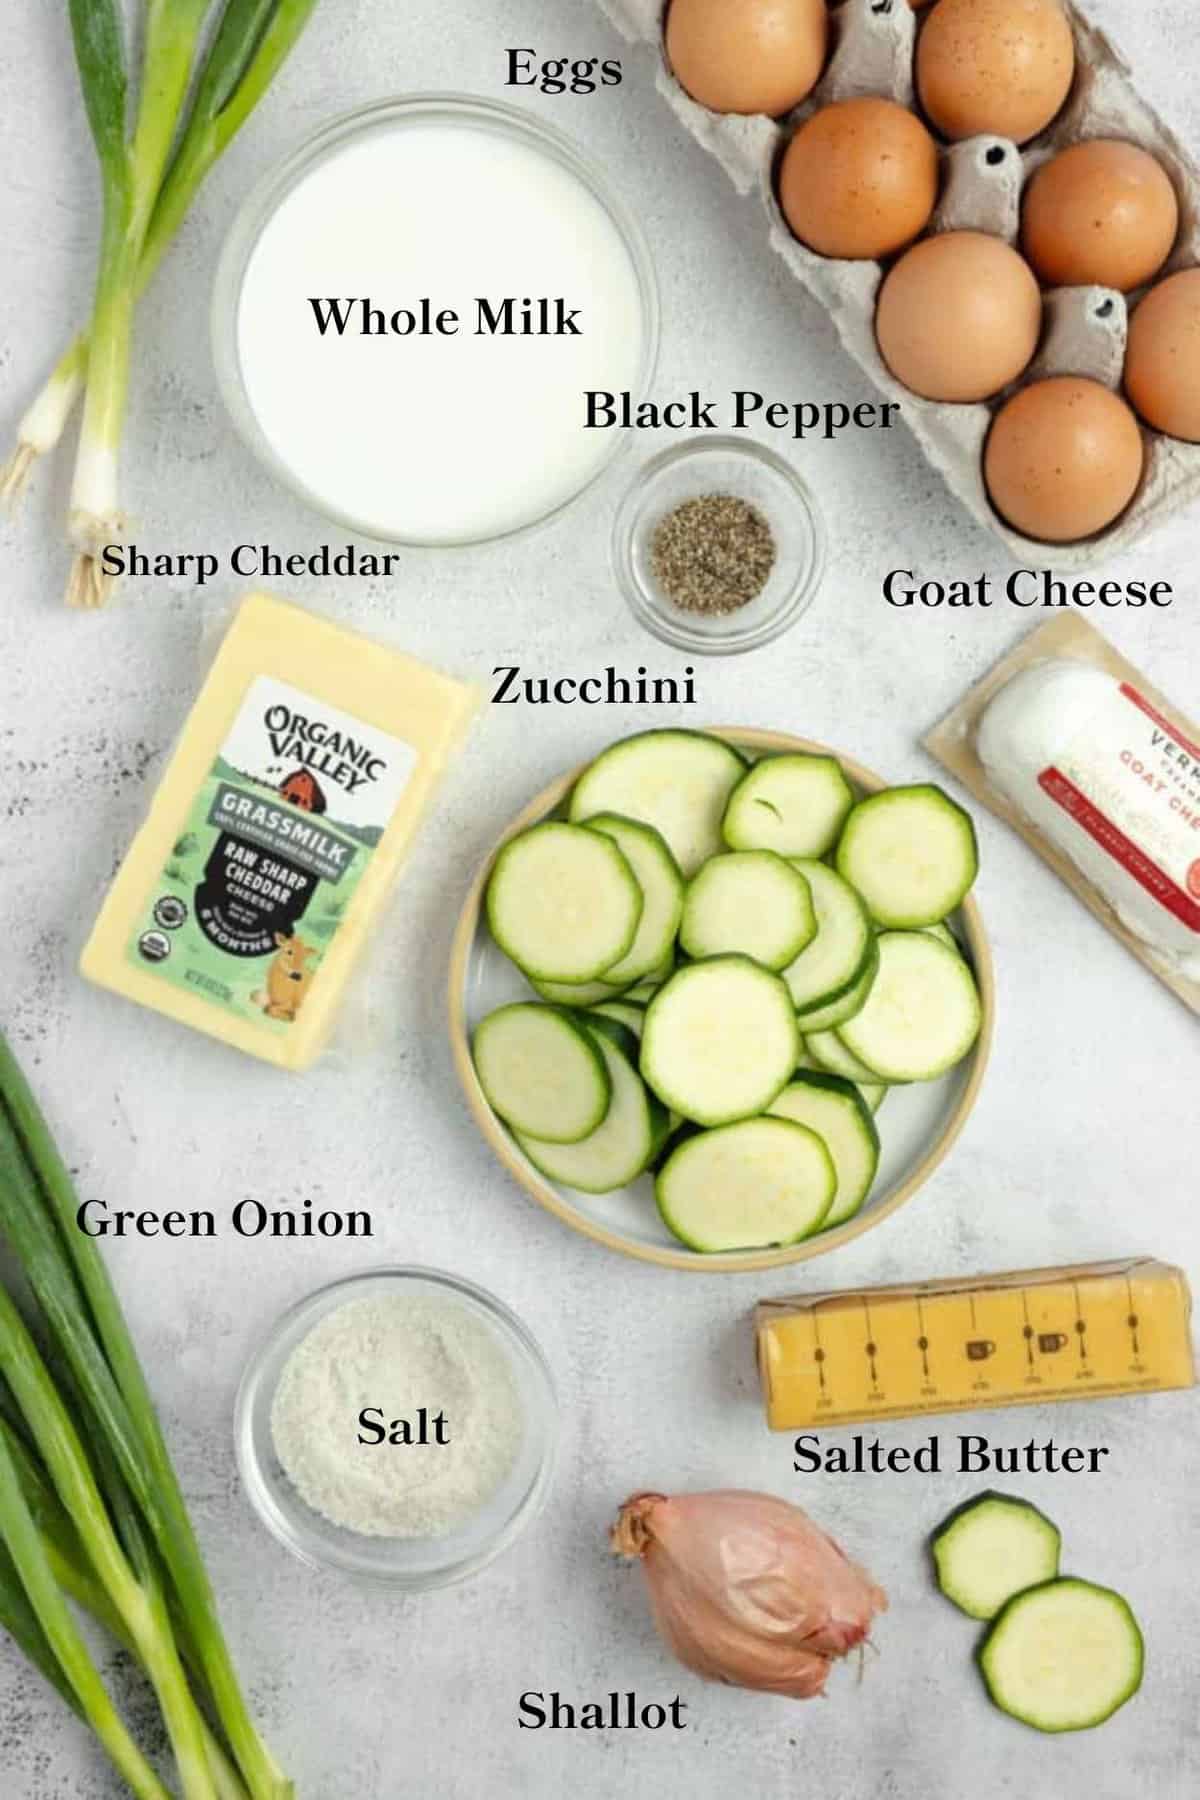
left=650, top=493, right=777, bottom=617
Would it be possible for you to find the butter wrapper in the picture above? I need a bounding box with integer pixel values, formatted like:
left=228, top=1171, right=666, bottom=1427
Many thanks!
left=757, top=1256, right=1195, bottom=1430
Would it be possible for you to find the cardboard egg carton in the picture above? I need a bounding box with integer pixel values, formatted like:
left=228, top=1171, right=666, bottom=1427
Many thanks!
left=599, top=0, right=1200, bottom=565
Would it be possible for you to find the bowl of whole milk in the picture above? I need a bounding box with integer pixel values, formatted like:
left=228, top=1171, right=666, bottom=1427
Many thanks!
left=236, top=1268, right=558, bottom=1586
left=213, top=94, right=658, bottom=546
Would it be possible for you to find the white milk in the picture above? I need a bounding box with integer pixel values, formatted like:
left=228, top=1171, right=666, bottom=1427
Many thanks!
left=234, top=117, right=649, bottom=544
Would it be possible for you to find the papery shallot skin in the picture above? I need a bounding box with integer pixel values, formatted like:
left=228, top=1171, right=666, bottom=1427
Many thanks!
left=612, top=1490, right=887, bottom=1700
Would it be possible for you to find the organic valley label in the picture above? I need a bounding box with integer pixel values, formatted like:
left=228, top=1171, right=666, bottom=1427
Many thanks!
left=1039, top=682, right=1200, bottom=934
left=125, top=677, right=416, bottom=1030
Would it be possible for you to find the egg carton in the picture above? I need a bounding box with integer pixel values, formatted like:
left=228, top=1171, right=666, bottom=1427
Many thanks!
left=598, top=0, right=1200, bottom=566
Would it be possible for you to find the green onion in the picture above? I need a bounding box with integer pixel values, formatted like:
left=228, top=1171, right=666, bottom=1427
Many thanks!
left=0, top=1, right=321, bottom=605
left=66, top=0, right=213, bottom=609
left=0, top=1425, right=176, bottom=1800
left=1, top=1410, right=251, bottom=1800
left=0, top=1028, right=291, bottom=1798
left=0, top=1283, right=218, bottom=1799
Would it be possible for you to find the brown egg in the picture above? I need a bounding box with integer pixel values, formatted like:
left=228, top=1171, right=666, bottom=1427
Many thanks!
left=875, top=231, right=1042, bottom=401
left=1125, top=269, right=1200, bottom=441
left=985, top=377, right=1144, bottom=541
left=665, top=0, right=828, bottom=117
left=1022, top=140, right=1179, bottom=292
left=917, top=0, right=1075, bottom=145
left=780, top=98, right=940, bottom=260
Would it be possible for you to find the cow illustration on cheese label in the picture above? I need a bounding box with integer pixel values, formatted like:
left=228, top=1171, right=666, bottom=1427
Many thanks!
left=124, top=676, right=417, bottom=1030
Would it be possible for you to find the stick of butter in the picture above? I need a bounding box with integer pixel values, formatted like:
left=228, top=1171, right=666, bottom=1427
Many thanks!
left=82, top=593, right=478, bottom=1069
left=756, top=1258, right=1195, bottom=1430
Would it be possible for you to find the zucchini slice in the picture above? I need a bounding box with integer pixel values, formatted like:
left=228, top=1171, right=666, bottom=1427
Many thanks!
left=486, top=821, right=643, bottom=983
left=473, top=1003, right=610, bottom=1144
left=979, top=1579, right=1144, bottom=1734
left=836, top=784, right=979, bottom=927
left=532, top=974, right=630, bottom=1006
left=657, top=1117, right=836, bottom=1252
left=625, top=956, right=675, bottom=1004
left=584, top=813, right=684, bottom=986
left=796, top=1045, right=887, bottom=1113
left=640, top=957, right=800, bottom=1126
left=680, top=852, right=816, bottom=970
left=838, top=931, right=982, bottom=1082
left=768, top=1071, right=880, bottom=1228
left=781, top=860, right=874, bottom=1014
left=515, top=1022, right=666, bottom=1193
left=932, top=1493, right=1062, bottom=1622
left=722, top=753, right=855, bottom=857
left=792, top=937, right=879, bottom=1033
left=590, top=1000, right=646, bottom=1037
left=569, top=729, right=747, bottom=877
left=804, top=1028, right=888, bottom=1087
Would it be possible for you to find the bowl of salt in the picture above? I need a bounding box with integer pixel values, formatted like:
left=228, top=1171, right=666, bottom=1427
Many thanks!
left=235, top=1267, right=558, bottom=1587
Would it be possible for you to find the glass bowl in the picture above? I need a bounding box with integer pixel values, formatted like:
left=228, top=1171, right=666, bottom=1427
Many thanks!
left=212, top=94, right=659, bottom=548
left=235, top=1267, right=558, bottom=1588
left=612, top=437, right=827, bottom=654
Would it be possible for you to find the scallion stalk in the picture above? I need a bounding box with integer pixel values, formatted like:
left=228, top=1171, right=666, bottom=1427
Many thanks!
left=0, top=1284, right=219, bottom=1800
left=66, top=0, right=213, bottom=609
left=0, top=1028, right=291, bottom=1800
left=0, top=1424, right=177, bottom=1800
left=0, top=1412, right=252, bottom=1800
left=1, top=1, right=321, bottom=598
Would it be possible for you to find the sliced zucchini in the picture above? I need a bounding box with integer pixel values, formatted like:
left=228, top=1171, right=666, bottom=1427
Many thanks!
left=640, top=957, right=800, bottom=1126
left=473, top=1003, right=610, bottom=1144
left=515, top=1023, right=666, bottom=1193
left=932, top=1493, right=1061, bottom=1622
left=792, top=937, right=879, bottom=1033
left=569, top=729, right=747, bottom=877
left=836, top=784, right=979, bottom=928
left=583, top=813, right=684, bottom=986
left=838, top=931, right=981, bottom=1082
left=979, top=1579, right=1144, bottom=1734
left=802, top=1044, right=888, bottom=1108
left=679, top=852, right=816, bottom=970
left=532, top=974, right=630, bottom=1006
left=590, top=1000, right=646, bottom=1037
left=924, top=921, right=959, bottom=952
left=657, top=1117, right=835, bottom=1252
left=804, top=1028, right=887, bottom=1087
left=768, top=1071, right=879, bottom=1229
left=487, top=821, right=642, bottom=983
left=625, top=956, right=675, bottom=1003
left=577, top=1014, right=640, bottom=1060
left=722, top=753, right=855, bottom=857
left=781, top=860, right=874, bottom=1014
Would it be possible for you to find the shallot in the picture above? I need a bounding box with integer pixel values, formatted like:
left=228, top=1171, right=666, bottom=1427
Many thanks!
left=612, top=1489, right=886, bottom=1700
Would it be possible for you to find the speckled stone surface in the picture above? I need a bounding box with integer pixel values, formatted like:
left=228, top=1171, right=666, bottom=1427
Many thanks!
left=1, top=2, right=1197, bottom=1795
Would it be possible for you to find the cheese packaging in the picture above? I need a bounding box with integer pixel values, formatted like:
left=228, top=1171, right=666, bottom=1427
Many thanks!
left=756, top=1258, right=1195, bottom=1431
left=82, top=594, right=478, bottom=1069
left=925, top=616, right=1200, bottom=1015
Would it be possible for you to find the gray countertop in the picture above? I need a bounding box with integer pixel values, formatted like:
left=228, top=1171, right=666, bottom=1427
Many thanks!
left=1, top=1, right=1197, bottom=1795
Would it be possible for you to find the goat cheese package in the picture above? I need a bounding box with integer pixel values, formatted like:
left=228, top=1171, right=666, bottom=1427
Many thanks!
left=925, top=615, right=1200, bottom=1014
left=82, top=594, right=478, bottom=1068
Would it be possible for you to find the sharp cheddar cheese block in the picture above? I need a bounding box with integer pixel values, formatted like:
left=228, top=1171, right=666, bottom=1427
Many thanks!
left=82, top=594, right=477, bottom=1069
left=756, top=1258, right=1195, bottom=1430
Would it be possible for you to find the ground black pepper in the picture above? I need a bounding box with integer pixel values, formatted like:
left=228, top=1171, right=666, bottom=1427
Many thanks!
left=650, top=493, right=776, bottom=616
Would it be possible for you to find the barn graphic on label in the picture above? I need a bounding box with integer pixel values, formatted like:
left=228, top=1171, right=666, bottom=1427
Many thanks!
left=279, top=768, right=327, bottom=813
